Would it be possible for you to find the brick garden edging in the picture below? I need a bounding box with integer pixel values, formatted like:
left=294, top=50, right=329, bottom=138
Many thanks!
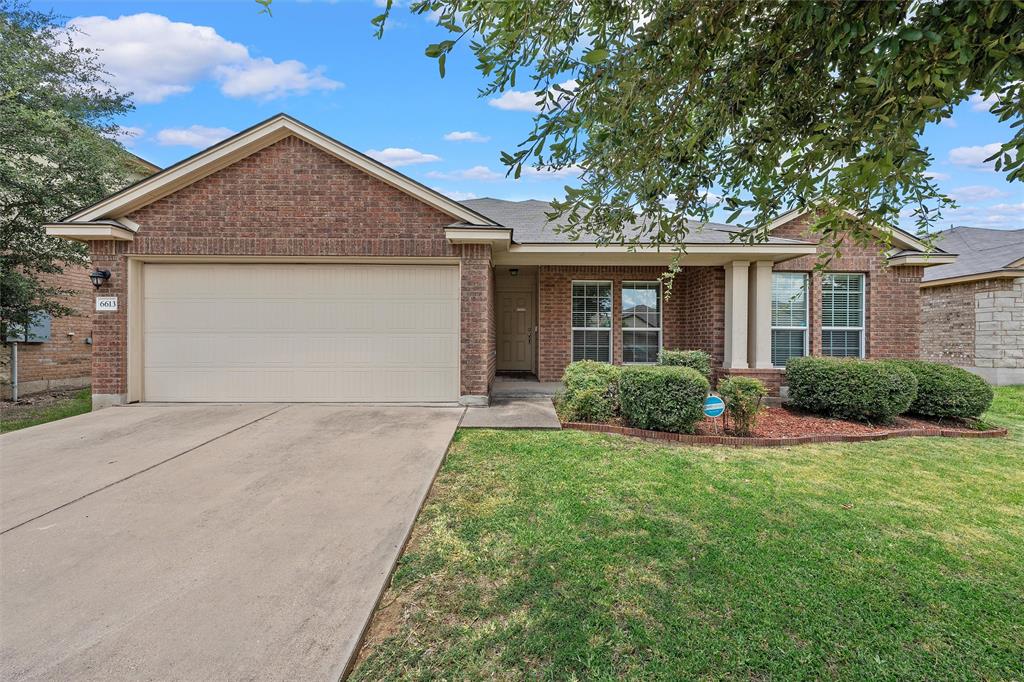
left=562, top=421, right=1008, bottom=448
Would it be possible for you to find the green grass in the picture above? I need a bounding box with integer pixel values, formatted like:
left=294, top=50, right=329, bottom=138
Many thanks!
left=352, top=386, right=1024, bottom=681
left=0, top=388, right=91, bottom=433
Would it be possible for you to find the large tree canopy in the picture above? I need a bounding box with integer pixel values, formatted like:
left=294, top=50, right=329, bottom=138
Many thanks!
left=1, top=1, right=133, bottom=333
left=367, top=0, right=1021, bottom=253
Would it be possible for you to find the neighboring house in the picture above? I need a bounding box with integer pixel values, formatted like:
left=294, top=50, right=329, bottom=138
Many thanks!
left=1, top=152, right=160, bottom=399
left=43, top=114, right=954, bottom=409
left=920, top=226, right=1024, bottom=385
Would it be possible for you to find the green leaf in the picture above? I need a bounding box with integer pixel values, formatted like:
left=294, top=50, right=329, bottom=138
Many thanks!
left=582, top=48, right=609, bottom=65
left=900, top=28, right=923, bottom=41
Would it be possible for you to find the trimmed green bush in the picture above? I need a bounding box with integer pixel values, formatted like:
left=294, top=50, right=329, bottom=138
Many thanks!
left=717, top=376, right=768, bottom=436
left=786, top=356, right=917, bottom=423
left=658, top=349, right=712, bottom=379
left=619, top=365, right=709, bottom=433
left=556, top=386, right=615, bottom=423
left=559, top=360, right=621, bottom=416
left=884, top=359, right=994, bottom=419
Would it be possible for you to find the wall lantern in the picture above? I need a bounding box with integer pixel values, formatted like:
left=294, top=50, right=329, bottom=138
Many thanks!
left=509, top=268, right=519, bottom=277
left=89, top=269, right=111, bottom=289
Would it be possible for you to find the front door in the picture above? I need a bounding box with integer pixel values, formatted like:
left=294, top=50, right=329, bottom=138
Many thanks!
left=496, top=290, right=535, bottom=371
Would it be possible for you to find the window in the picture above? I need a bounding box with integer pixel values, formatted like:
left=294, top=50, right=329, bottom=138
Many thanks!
left=572, top=281, right=612, bottom=362
left=622, top=282, right=661, bottom=363
left=821, top=273, right=865, bottom=357
left=771, top=273, right=808, bottom=367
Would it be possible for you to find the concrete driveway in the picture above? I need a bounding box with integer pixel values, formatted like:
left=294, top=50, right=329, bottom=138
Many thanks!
left=0, top=403, right=464, bottom=681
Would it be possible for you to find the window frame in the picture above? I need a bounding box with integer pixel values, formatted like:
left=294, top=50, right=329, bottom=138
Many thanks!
left=620, top=280, right=663, bottom=365
left=571, top=280, right=613, bottom=363
left=821, top=272, right=866, bottom=359
left=770, top=272, right=809, bottom=368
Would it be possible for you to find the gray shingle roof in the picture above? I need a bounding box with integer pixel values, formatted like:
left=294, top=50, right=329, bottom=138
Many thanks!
left=459, top=198, right=812, bottom=245
left=922, top=227, right=1024, bottom=282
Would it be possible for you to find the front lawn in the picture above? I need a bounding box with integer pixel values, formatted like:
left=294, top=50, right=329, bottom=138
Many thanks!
left=351, top=386, right=1024, bottom=680
left=0, top=388, right=91, bottom=433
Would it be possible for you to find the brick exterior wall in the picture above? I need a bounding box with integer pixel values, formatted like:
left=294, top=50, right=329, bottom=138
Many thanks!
left=922, top=277, right=1024, bottom=376
left=534, top=216, right=926, bottom=393
left=772, top=214, right=924, bottom=361
left=87, top=135, right=494, bottom=401
left=1, top=264, right=93, bottom=398
left=536, top=265, right=717, bottom=381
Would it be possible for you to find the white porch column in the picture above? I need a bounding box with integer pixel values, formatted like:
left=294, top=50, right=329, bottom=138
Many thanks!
left=723, top=261, right=749, bottom=369
left=748, top=261, right=774, bottom=369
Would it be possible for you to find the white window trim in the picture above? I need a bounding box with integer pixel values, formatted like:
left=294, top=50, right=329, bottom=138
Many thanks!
left=822, top=272, right=865, bottom=358
left=571, top=280, right=613, bottom=363
left=621, top=280, right=662, bottom=364
left=771, top=272, right=809, bottom=368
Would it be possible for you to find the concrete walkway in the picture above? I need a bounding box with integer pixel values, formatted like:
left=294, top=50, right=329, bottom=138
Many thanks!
left=1, top=403, right=463, bottom=681
left=461, top=397, right=561, bottom=429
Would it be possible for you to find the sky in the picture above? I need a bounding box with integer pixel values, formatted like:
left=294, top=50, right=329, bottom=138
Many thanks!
left=33, top=0, right=1023, bottom=232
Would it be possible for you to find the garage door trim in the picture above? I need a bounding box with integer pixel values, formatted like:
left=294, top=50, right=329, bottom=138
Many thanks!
left=126, top=256, right=462, bottom=403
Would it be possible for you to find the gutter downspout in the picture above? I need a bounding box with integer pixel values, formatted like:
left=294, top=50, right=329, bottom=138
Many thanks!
left=10, top=341, right=18, bottom=402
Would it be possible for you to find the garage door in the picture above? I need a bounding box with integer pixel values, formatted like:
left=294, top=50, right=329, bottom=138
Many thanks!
left=142, top=263, right=459, bottom=402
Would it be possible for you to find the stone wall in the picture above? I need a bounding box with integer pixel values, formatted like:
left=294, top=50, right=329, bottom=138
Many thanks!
left=923, top=276, right=1024, bottom=384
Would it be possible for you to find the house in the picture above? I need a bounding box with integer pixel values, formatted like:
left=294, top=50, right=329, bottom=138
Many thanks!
left=920, top=226, right=1024, bottom=385
left=43, top=114, right=955, bottom=409
left=2, top=152, right=160, bottom=399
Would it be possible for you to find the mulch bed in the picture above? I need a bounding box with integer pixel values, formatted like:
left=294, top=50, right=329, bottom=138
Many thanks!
left=563, top=405, right=1007, bottom=447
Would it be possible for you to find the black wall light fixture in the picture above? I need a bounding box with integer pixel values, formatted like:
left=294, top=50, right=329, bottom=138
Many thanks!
left=89, top=269, right=111, bottom=289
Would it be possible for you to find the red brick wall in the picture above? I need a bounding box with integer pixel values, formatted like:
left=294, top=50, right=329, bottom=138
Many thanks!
left=1, top=264, right=94, bottom=396
left=678, top=266, right=726, bottom=368
left=772, top=214, right=923, bottom=360
left=537, top=265, right=705, bottom=381
left=87, top=135, right=493, bottom=399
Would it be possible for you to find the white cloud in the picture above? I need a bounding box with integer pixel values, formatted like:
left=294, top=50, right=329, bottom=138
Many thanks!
left=488, top=79, right=578, bottom=112
left=969, top=93, right=997, bottom=112
left=108, top=125, right=144, bottom=147
left=949, top=143, right=1004, bottom=171
left=948, top=185, right=1008, bottom=202
left=924, top=170, right=951, bottom=181
left=365, top=147, right=440, bottom=166
left=940, top=117, right=957, bottom=128
left=443, top=130, right=490, bottom=143
left=488, top=90, right=541, bottom=112
left=432, top=188, right=478, bottom=201
left=521, top=164, right=584, bottom=180
left=67, top=13, right=341, bottom=103
left=156, top=125, right=234, bottom=148
left=940, top=201, right=1024, bottom=228
left=426, top=165, right=503, bottom=181
left=215, top=58, right=340, bottom=100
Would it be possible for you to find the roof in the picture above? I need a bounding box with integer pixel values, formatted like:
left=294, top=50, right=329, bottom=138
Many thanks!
left=922, top=227, right=1024, bottom=284
left=460, top=198, right=811, bottom=246
left=124, top=151, right=161, bottom=174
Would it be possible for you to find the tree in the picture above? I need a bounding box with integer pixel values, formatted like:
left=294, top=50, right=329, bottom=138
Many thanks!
left=285, top=0, right=1021, bottom=253
left=1, top=1, right=133, bottom=336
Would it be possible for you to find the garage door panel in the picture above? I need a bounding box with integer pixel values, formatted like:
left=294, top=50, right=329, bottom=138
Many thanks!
left=143, top=264, right=459, bottom=402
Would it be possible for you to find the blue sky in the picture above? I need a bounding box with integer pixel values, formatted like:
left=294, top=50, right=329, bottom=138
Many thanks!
left=36, top=0, right=1022, bottom=231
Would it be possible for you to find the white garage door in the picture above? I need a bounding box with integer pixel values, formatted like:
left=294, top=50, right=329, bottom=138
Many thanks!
left=143, top=263, right=460, bottom=402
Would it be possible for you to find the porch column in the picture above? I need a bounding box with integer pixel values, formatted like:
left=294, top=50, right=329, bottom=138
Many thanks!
left=748, top=261, right=774, bottom=369
left=723, top=261, right=749, bottom=369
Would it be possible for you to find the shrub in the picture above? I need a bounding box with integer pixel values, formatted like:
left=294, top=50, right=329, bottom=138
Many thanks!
left=786, top=356, right=917, bottom=423
left=559, top=360, right=621, bottom=416
left=717, top=376, right=768, bottom=436
left=884, top=359, right=993, bottom=419
left=556, top=386, right=615, bottom=423
left=619, top=365, right=709, bottom=433
left=658, top=349, right=712, bottom=379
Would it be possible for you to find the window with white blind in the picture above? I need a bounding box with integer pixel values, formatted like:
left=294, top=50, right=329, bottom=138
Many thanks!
left=572, top=281, right=612, bottom=362
left=771, top=272, right=808, bottom=367
left=821, top=273, right=865, bottom=357
left=622, top=282, right=661, bottom=363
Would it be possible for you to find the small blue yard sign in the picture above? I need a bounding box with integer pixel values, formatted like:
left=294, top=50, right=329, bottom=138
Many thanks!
left=703, top=395, right=726, bottom=418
